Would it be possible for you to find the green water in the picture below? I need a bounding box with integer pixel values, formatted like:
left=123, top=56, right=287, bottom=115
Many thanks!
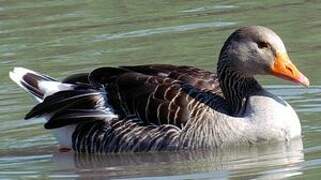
left=1, top=0, right=321, bottom=179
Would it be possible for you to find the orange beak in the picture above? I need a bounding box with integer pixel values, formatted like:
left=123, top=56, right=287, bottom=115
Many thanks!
left=271, top=52, right=310, bottom=87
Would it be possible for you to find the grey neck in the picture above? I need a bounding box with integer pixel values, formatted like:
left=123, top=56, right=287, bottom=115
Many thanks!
left=217, top=54, right=262, bottom=116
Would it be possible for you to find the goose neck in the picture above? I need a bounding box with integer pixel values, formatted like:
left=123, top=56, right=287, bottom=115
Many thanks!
left=217, top=59, right=262, bottom=116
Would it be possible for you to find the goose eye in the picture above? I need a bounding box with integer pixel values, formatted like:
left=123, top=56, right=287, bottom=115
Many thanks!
left=257, top=41, right=269, bottom=49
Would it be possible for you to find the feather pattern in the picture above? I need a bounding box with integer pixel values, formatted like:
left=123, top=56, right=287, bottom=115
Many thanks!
left=89, top=65, right=228, bottom=128
left=72, top=118, right=181, bottom=153
left=18, top=65, right=234, bottom=152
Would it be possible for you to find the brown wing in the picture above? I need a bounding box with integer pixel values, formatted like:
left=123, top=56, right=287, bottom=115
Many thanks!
left=120, top=64, right=219, bottom=92
left=89, top=65, right=228, bottom=129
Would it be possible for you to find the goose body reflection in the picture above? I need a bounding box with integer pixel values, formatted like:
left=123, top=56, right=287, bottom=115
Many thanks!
left=9, top=26, right=309, bottom=153
left=52, top=139, right=304, bottom=179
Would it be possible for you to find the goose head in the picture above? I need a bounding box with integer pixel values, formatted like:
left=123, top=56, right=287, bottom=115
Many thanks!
left=218, top=26, right=309, bottom=87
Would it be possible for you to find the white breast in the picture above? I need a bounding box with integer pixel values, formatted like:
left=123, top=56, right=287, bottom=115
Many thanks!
left=245, top=91, right=301, bottom=141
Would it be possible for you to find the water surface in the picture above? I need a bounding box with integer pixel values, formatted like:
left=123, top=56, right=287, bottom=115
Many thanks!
left=1, top=0, right=321, bottom=179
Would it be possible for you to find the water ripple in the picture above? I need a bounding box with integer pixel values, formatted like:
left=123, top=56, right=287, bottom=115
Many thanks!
left=93, top=21, right=236, bottom=41
left=181, top=5, right=237, bottom=13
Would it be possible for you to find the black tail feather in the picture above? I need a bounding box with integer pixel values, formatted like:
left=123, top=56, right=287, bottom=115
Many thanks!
left=25, top=88, right=117, bottom=129
left=44, top=109, right=112, bottom=129
left=25, top=89, right=103, bottom=119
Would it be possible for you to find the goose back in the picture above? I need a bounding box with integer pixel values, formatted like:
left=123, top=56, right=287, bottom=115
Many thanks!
left=88, top=64, right=229, bottom=129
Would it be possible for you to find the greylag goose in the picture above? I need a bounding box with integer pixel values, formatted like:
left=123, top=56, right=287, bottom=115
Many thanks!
left=9, top=26, right=309, bottom=153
